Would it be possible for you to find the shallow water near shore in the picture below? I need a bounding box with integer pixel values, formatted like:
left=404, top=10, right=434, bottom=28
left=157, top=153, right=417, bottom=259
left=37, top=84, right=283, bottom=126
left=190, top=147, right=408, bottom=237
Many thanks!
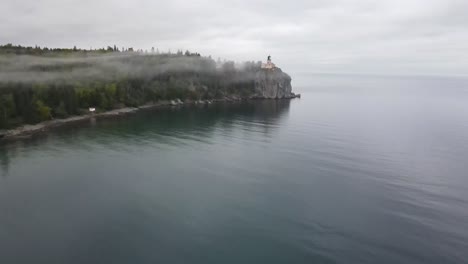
left=1, top=74, right=468, bottom=263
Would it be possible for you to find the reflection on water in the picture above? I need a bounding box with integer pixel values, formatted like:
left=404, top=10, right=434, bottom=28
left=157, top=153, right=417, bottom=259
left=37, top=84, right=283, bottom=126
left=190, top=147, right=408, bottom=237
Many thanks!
left=1, top=76, right=468, bottom=264
left=0, top=150, right=9, bottom=177
left=0, top=100, right=291, bottom=177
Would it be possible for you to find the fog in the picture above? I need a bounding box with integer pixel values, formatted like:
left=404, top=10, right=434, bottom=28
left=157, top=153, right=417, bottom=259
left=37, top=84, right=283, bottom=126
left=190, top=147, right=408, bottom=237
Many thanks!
left=0, top=52, right=265, bottom=85
left=2, top=0, right=468, bottom=86
left=0, top=53, right=210, bottom=83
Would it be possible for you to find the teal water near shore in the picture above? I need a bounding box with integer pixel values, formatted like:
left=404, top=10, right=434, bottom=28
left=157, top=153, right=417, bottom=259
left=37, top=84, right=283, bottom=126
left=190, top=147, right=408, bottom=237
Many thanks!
left=1, top=75, right=468, bottom=263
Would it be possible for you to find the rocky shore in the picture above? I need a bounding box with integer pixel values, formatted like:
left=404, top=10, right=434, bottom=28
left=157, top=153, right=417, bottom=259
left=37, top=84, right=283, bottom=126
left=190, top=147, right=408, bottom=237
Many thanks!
left=0, top=96, right=300, bottom=142
left=1, top=66, right=299, bottom=142
left=0, top=107, right=140, bottom=141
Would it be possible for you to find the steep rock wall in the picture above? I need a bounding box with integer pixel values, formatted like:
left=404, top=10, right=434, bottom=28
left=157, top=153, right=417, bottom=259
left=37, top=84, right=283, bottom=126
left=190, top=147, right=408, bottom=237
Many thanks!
left=254, top=68, right=295, bottom=99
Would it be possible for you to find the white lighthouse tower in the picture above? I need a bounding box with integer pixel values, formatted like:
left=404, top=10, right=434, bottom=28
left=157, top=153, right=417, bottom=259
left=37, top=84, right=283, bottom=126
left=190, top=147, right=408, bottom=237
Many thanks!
left=261, top=55, right=276, bottom=69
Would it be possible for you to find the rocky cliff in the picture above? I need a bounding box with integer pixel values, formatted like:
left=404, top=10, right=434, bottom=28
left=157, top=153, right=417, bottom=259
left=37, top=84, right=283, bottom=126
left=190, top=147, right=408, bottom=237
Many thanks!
left=254, top=68, right=297, bottom=99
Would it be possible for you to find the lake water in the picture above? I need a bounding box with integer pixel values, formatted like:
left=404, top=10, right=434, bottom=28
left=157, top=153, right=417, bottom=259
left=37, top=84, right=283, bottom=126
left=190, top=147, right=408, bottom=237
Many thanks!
left=1, top=74, right=468, bottom=263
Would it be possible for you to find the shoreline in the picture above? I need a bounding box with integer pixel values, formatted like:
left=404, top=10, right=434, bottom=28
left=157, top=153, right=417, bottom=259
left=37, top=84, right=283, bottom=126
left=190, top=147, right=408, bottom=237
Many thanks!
left=0, top=96, right=300, bottom=142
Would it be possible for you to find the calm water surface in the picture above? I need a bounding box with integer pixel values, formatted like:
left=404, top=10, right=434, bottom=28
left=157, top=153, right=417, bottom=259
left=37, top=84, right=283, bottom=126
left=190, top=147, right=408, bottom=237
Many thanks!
left=1, top=75, right=468, bottom=263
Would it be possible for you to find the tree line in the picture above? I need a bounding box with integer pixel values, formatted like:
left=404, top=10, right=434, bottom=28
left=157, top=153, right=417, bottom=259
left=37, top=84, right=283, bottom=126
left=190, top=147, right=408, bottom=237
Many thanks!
left=0, top=43, right=202, bottom=56
left=0, top=44, right=263, bottom=129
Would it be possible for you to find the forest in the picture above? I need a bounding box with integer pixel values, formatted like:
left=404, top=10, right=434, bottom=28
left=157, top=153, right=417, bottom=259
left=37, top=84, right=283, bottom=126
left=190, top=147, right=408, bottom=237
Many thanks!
left=0, top=44, right=262, bottom=129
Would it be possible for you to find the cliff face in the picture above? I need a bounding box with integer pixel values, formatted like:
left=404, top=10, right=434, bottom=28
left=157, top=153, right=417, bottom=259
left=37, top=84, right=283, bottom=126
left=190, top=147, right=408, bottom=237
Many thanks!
left=254, top=68, right=296, bottom=99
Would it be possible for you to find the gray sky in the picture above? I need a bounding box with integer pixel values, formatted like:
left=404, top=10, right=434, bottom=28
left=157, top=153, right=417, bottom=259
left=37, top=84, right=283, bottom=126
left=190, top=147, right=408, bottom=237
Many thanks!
left=2, top=0, right=468, bottom=84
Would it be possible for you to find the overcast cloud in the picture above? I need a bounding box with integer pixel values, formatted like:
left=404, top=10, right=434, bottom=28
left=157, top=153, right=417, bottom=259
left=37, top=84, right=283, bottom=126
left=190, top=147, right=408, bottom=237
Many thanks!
left=2, top=0, right=468, bottom=84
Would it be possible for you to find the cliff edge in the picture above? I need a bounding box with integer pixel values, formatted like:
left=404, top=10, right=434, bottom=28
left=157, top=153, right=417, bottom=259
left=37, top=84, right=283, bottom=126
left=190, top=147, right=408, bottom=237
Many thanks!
left=254, top=68, right=297, bottom=99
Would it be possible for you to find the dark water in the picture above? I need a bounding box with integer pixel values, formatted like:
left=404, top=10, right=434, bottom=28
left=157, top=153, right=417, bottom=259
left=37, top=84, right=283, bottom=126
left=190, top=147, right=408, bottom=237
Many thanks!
left=1, top=75, right=468, bottom=264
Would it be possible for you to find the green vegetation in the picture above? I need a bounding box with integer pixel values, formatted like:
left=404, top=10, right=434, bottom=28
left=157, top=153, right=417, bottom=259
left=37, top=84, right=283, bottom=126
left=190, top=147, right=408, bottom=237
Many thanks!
left=0, top=44, right=262, bottom=129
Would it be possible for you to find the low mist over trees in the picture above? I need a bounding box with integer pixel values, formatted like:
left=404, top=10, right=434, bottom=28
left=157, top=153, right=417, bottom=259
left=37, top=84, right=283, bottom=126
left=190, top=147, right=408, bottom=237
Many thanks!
left=0, top=44, right=263, bottom=129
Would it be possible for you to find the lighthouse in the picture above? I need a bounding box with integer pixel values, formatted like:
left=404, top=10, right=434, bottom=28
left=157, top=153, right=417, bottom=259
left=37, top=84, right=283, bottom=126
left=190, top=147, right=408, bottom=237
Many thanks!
left=261, top=55, right=276, bottom=69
